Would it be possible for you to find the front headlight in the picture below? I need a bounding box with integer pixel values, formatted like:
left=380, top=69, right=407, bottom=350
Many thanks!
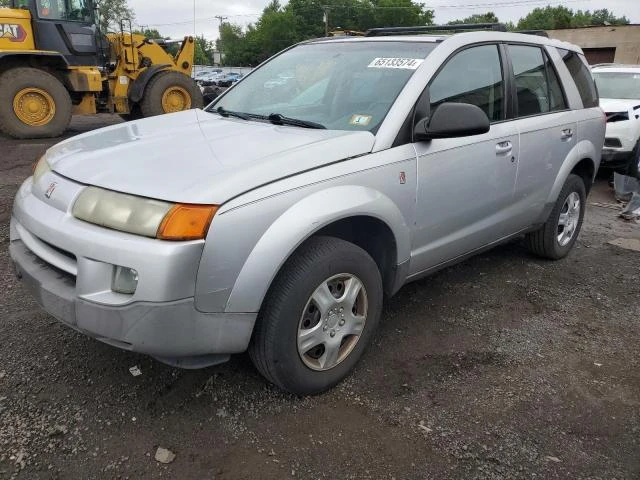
left=72, top=187, right=218, bottom=240
left=32, top=156, right=51, bottom=184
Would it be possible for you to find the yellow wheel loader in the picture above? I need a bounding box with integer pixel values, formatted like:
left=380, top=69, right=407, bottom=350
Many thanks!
left=0, top=0, right=202, bottom=139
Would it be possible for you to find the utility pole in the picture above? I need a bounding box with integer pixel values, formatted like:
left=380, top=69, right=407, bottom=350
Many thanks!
left=215, top=16, right=228, bottom=66
left=323, top=6, right=329, bottom=37
left=193, top=0, right=196, bottom=37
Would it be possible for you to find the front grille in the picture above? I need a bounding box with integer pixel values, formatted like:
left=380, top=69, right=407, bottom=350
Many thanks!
left=24, top=245, right=77, bottom=285
left=40, top=238, right=77, bottom=263
left=604, top=138, right=623, bottom=148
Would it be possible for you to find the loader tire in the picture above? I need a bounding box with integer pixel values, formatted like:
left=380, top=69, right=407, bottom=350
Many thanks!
left=140, top=71, right=203, bottom=118
left=0, top=67, right=72, bottom=139
left=119, top=105, right=143, bottom=122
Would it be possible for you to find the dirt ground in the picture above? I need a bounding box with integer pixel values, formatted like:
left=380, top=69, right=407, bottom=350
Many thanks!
left=1, top=116, right=639, bottom=480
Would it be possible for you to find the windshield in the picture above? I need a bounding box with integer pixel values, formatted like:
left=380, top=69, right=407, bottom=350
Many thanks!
left=35, top=0, right=93, bottom=23
left=592, top=72, right=640, bottom=100
left=210, top=41, right=437, bottom=132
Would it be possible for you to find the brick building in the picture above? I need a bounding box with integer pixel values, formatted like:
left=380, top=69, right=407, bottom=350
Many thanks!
left=547, top=24, right=640, bottom=65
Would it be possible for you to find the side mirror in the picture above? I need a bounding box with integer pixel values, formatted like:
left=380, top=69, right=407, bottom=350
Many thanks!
left=414, top=102, right=490, bottom=141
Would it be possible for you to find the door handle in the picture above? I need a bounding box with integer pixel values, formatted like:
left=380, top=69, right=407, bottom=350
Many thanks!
left=561, top=128, right=574, bottom=140
left=496, top=141, right=513, bottom=155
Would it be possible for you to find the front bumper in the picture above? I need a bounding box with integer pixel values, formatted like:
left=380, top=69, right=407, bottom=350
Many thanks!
left=9, top=173, right=256, bottom=365
left=10, top=238, right=256, bottom=361
left=601, top=149, right=634, bottom=169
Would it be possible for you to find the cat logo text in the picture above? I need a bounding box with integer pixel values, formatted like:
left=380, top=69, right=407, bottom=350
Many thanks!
left=0, top=23, right=27, bottom=42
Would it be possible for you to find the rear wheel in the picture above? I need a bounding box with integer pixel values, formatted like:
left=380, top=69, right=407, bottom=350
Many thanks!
left=0, top=67, right=72, bottom=139
left=249, top=236, right=383, bottom=395
left=140, top=71, right=203, bottom=117
left=526, top=173, right=586, bottom=259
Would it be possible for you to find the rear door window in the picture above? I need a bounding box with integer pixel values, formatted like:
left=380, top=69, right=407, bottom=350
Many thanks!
left=557, top=48, right=599, bottom=108
left=507, top=45, right=567, bottom=117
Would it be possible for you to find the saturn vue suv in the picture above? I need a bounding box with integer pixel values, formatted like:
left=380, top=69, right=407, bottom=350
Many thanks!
left=10, top=28, right=605, bottom=395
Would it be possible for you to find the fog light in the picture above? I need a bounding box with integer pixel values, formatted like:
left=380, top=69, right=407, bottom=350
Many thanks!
left=112, top=266, right=138, bottom=294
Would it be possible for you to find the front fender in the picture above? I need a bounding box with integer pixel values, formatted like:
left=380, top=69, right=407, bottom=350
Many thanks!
left=128, top=64, right=171, bottom=103
left=224, top=185, right=411, bottom=313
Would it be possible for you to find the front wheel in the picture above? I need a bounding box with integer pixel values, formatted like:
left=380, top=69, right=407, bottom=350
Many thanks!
left=0, top=67, right=72, bottom=139
left=140, top=71, right=203, bottom=117
left=249, top=236, right=383, bottom=395
left=526, top=173, right=586, bottom=259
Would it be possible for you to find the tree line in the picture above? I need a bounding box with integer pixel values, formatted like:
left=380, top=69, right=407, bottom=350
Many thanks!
left=217, top=3, right=629, bottom=66
left=0, top=0, right=630, bottom=67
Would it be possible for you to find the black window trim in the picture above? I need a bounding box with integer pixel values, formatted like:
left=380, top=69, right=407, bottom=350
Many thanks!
left=544, top=47, right=570, bottom=112
left=504, top=42, right=571, bottom=120
left=394, top=41, right=511, bottom=146
left=427, top=41, right=509, bottom=125
left=393, top=40, right=577, bottom=146
left=556, top=47, right=599, bottom=109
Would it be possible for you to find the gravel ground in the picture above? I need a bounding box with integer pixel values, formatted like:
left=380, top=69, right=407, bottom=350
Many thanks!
left=1, top=116, right=639, bottom=479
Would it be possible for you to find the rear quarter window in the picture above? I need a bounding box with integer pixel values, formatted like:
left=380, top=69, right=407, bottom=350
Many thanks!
left=557, top=48, right=599, bottom=108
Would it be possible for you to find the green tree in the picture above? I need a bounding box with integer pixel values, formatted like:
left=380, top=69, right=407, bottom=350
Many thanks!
left=589, top=8, right=629, bottom=26
left=132, top=28, right=163, bottom=39
left=96, top=0, right=135, bottom=33
left=194, top=35, right=215, bottom=65
left=448, top=11, right=499, bottom=25
left=216, top=22, right=257, bottom=66
left=517, top=6, right=573, bottom=30
left=370, top=0, right=433, bottom=29
left=0, top=0, right=10, bottom=8
left=218, top=0, right=434, bottom=65
left=517, top=5, right=629, bottom=30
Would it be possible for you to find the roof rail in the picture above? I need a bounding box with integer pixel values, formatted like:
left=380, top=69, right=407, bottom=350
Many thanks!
left=516, top=29, right=549, bottom=37
left=365, top=23, right=508, bottom=37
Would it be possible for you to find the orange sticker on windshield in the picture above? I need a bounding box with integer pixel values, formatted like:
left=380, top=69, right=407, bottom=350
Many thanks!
left=350, top=114, right=372, bottom=126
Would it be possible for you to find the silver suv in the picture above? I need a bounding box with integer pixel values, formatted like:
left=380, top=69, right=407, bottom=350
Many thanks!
left=10, top=29, right=605, bottom=395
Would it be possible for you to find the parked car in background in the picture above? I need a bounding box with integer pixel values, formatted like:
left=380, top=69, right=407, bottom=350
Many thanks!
left=591, top=64, right=640, bottom=174
left=10, top=28, right=604, bottom=395
left=216, top=73, right=244, bottom=88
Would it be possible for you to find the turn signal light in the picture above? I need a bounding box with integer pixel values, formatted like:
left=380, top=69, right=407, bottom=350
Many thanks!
left=156, top=204, right=218, bottom=240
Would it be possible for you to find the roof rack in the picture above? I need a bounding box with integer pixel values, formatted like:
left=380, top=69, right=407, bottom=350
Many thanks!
left=516, top=29, right=549, bottom=37
left=365, top=23, right=508, bottom=37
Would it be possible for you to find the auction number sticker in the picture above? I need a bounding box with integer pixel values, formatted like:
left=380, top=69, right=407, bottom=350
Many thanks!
left=349, top=114, right=372, bottom=126
left=368, top=58, right=424, bottom=69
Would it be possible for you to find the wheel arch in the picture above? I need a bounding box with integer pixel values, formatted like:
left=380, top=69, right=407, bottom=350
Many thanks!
left=546, top=140, right=597, bottom=202
left=224, top=186, right=411, bottom=314
left=0, top=52, right=68, bottom=75
left=128, top=64, right=171, bottom=104
left=570, top=157, right=596, bottom=194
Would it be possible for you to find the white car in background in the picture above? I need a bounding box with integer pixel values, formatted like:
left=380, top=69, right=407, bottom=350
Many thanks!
left=591, top=64, right=640, bottom=172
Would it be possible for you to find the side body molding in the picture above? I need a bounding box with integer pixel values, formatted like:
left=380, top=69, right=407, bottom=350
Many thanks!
left=224, top=185, right=411, bottom=313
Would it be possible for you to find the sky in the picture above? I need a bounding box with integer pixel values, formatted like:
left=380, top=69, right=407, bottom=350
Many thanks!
left=128, top=0, right=640, bottom=41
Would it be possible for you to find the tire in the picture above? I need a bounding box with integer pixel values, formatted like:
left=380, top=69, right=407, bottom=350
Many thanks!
left=249, top=236, right=383, bottom=395
left=139, top=71, right=203, bottom=118
left=0, top=67, right=72, bottom=139
left=525, top=173, right=586, bottom=260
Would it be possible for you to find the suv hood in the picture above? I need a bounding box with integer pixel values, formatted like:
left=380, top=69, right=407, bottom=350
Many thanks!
left=46, top=109, right=375, bottom=204
left=600, top=98, right=640, bottom=113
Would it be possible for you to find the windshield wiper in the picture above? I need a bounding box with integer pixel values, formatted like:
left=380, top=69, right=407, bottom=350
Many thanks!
left=267, top=113, right=326, bottom=129
left=215, top=106, right=250, bottom=120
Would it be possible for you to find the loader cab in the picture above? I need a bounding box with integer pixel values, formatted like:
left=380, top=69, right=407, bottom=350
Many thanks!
left=12, top=0, right=99, bottom=66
